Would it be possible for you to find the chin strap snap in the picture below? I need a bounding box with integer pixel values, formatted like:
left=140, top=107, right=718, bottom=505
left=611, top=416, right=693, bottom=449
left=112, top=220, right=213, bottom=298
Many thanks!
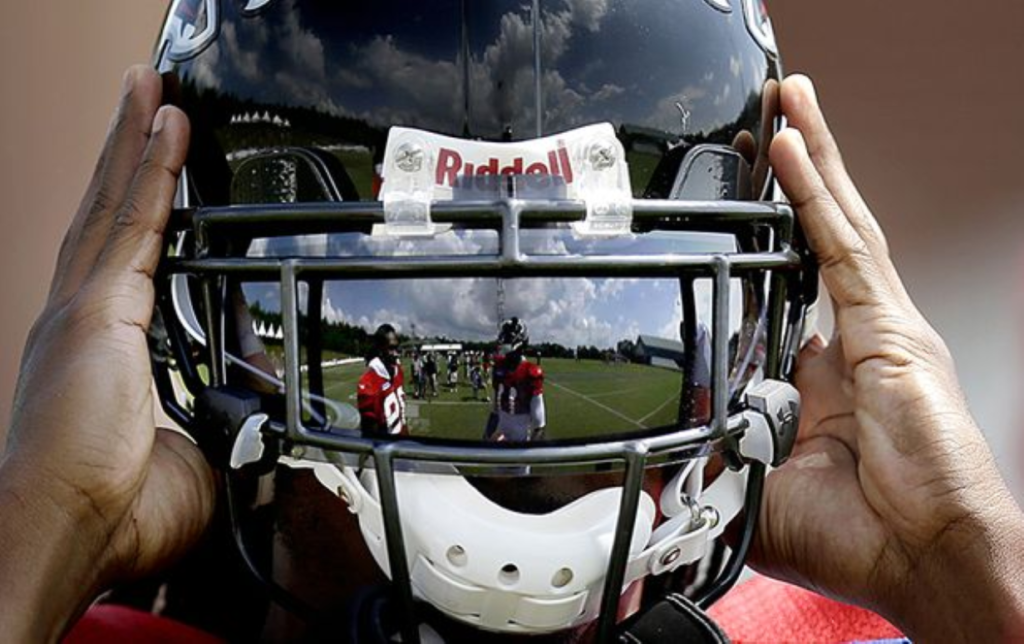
left=738, top=379, right=800, bottom=467
left=194, top=386, right=265, bottom=470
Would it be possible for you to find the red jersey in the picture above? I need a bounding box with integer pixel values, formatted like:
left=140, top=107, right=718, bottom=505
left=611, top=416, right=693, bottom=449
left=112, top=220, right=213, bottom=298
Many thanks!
left=357, top=358, right=407, bottom=435
left=493, top=355, right=543, bottom=415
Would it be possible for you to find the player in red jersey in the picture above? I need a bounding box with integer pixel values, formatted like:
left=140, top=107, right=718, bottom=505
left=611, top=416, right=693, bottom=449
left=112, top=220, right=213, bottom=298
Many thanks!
left=357, top=324, right=407, bottom=436
left=485, top=317, right=546, bottom=442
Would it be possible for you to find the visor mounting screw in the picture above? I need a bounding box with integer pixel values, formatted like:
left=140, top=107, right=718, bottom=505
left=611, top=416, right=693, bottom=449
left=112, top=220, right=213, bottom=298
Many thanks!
left=588, top=140, right=616, bottom=170
left=660, top=548, right=682, bottom=567
left=288, top=445, right=305, bottom=459
left=395, top=142, right=424, bottom=173
left=701, top=506, right=720, bottom=529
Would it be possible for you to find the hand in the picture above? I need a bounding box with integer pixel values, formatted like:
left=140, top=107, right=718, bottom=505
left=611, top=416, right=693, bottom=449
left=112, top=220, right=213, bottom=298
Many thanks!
left=751, top=75, right=1024, bottom=642
left=0, top=66, right=214, bottom=641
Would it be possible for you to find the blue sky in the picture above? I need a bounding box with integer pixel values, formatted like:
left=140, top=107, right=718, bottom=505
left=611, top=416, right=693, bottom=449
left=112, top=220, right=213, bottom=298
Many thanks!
left=243, top=228, right=743, bottom=349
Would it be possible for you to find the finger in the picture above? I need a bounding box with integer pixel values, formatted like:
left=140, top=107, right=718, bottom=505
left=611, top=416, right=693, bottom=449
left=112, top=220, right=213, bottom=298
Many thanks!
left=86, top=106, right=189, bottom=325
left=780, top=75, right=889, bottom=257
left=771, top=128, right=894, bottom=310
left=49, top=66, right=164, bottom=307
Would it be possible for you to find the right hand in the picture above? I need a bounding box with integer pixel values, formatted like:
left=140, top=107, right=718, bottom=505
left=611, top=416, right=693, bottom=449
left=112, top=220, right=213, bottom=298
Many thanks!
left=1, top=65, right=215, bottom=642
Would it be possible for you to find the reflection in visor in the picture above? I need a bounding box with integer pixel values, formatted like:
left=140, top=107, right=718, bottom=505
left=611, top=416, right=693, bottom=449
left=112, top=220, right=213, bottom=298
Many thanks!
left=238, top=270, right=764, bottom=445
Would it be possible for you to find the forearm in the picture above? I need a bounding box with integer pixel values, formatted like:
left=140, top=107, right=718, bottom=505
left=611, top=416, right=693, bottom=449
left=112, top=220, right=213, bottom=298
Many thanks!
left=0, top=463, right=108, bottom=643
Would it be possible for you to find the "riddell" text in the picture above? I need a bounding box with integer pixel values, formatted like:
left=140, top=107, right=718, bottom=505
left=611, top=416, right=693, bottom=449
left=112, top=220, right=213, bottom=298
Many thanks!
left=435, top=142, right=574, bottom=187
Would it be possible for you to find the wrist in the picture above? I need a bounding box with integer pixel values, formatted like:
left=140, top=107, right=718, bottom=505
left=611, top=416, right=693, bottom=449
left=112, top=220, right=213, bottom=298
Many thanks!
left=889, top=489, right=1024, bottom=643
left=0, top=459, right=112, bottom=643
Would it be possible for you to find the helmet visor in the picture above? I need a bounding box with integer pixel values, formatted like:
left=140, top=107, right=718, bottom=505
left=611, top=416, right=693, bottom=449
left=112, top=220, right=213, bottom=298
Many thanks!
left=217, top=225, right=768, bottom=445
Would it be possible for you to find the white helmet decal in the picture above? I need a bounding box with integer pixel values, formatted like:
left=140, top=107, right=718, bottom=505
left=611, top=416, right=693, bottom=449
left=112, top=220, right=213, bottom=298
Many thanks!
left=163, top=0, right=219, bottom=61
left=243, top=0, right=277, bottom=13
left=743, top=0, right=779, bottom=56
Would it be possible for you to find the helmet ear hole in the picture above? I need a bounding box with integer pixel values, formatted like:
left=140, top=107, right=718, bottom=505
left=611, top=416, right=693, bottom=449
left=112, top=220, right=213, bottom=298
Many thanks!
left=446, top=545, right=468, bottom=567
left=499, top=564, right=521, bottom=586
left=551, top=567, right=574, bottom=589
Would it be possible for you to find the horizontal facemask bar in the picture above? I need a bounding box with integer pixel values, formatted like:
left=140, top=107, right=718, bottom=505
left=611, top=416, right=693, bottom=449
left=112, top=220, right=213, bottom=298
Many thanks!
left=163, top=201, right=799, bottom=284
left=167, top=198, right=795, bottom=248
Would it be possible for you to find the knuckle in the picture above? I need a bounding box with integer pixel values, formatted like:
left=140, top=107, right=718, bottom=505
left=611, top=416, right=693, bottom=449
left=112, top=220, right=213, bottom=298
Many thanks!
left=112, top=198, right=142, bottom=234
left=85, top=183, right=118, bottom=225
left=111, top=102, right=131, bottom=135
left=64, top=285, right=148, bottom=335
left=818, top=232, right=873, bottom=273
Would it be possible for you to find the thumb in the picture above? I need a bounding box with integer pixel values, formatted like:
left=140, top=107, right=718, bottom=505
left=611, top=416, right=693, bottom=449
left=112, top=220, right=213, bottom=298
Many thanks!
left=109, top=429, right=217, bottom=580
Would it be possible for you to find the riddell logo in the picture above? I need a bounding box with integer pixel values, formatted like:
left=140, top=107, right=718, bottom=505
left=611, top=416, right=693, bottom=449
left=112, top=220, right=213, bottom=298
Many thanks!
left=435, top=142, right=574, bottom=188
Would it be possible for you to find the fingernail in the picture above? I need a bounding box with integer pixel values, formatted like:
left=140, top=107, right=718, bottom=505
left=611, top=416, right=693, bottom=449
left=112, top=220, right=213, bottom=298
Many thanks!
left=152, top=106, right=169, bottom=135
left=121, top=67, right=137, bottom=97
left=803, top=77, right=820, bottom=107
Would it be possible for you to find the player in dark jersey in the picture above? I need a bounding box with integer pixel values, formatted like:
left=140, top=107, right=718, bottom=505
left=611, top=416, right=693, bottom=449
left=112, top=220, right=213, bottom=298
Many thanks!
left=357, top=324, right=407, bottom=436
left=484, top=318, right=546, bottom=442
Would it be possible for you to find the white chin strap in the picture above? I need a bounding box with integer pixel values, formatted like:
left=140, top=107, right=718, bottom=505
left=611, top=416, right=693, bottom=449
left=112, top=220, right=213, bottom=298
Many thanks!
left=280, top=455, right=746, bottom=635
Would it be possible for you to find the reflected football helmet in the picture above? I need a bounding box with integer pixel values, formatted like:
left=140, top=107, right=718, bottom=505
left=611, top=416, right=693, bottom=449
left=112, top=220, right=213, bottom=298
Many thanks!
left=152, top=0, right=816, bottom=642
left=498, top=318, right=529, bottom=355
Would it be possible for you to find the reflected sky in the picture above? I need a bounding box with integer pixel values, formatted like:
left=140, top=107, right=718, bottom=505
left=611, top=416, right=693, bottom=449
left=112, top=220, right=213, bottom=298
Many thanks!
left=179, top=0, right=772, bottom=141
left=243, top=276, right=746, bottom=351
left=243, top=227, right=743, bottom=347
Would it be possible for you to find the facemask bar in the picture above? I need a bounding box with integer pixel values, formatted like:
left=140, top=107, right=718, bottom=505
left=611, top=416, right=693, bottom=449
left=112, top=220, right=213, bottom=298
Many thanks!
left=154, top=196, right=812, bottom=643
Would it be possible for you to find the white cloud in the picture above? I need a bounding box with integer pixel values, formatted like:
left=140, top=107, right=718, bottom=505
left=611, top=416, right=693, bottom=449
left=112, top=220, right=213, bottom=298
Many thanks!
left=592, top=83, right=625, bottom=102
left=597, top=277, right=638, bottom=299
left=564, top=0, right=609, bottom=32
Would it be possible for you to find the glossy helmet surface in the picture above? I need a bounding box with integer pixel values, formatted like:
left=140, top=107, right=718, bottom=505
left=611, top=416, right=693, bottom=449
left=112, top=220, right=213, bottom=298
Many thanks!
left=152, top=0, right=815, bottom=641
left=498, top=317, right=529, bottom=354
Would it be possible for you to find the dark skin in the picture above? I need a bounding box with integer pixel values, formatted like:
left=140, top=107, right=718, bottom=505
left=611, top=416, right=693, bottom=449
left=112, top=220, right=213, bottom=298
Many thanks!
left=752, top=76, right=1024, bottom=640
left=1, top=66, right=1023, bottom=642
left=0, top=67, right=215, bottom=642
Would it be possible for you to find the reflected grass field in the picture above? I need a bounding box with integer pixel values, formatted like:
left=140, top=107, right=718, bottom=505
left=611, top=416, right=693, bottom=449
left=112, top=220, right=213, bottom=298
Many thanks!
left=317, top=357, right=681, bottom=442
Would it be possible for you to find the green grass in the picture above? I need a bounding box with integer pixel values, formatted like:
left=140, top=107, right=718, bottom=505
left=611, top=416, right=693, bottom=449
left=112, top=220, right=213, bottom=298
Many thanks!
left=313, top=357, right=681, bottom=442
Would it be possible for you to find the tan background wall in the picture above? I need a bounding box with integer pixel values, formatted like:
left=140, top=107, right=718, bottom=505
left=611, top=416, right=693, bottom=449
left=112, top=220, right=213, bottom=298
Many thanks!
left=2, top=2, right=1023, bottom=492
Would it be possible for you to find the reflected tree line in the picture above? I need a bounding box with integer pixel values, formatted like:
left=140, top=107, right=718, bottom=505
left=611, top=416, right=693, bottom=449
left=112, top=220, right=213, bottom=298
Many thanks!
left=247, top=302, right=640, bottom=362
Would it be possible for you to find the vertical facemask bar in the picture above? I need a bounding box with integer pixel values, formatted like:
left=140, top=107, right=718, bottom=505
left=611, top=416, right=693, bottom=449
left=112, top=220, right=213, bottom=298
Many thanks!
left=596, top=444, right=649, bottom=643
left=711, top=257, right=731, bottom=436
left=677, top=276, right=700, bottom=427
left=769, top=209, right=798, bottom=380
left=282, top=260, right=305, bottom=435
left=764, top=271, right=788, bottom=380
left=374, top=448, right=420, bottom=644
left=306, top=279, right=327, bottom=425
left=203, top=276, right=228, bottom=386
left=694, top=460, right=765, bottom=609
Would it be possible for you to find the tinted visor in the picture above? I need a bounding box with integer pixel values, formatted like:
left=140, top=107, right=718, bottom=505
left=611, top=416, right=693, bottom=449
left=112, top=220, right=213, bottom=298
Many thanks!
left=216, top=225, right=767, bottom=445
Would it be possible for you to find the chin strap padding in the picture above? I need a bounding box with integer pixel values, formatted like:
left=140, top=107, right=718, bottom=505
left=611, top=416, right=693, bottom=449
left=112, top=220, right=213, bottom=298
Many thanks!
left=619, top=593, right=730, bottom=644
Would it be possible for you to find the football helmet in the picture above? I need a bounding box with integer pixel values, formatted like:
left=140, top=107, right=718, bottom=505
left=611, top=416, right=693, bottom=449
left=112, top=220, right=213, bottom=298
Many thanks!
left=498, top=317, right=529, bottom=355
left=151, top=0, right=816, bottom=642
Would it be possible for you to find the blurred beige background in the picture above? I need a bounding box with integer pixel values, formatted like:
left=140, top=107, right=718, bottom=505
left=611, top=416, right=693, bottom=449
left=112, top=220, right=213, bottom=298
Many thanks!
left=1, top=2, right=1023, bottom=492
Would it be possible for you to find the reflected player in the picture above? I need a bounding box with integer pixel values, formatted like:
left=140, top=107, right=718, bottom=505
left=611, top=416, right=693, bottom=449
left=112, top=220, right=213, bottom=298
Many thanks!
left=357, top=324, right=407, bottom=435
left=484, top=318, right=546, bottom=442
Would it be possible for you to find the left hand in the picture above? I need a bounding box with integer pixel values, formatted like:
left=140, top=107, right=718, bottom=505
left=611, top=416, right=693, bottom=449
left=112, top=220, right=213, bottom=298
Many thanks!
left=748, top=75, right=1024, bottom=642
